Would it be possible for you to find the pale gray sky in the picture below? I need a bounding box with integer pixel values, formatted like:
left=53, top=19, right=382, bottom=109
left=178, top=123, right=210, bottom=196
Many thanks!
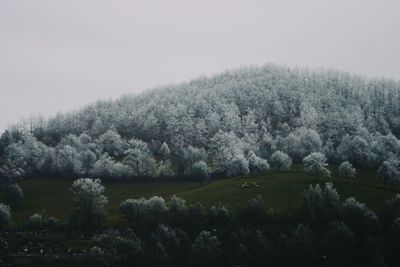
left=1, top=0, right=400, bottom=132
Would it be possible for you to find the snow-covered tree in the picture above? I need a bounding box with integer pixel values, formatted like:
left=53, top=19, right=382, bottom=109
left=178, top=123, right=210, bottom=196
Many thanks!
left=166, top=195, right=188, bottom=228
left=247, top=151, right=270, bottom=174
left=377, top=158, right=400, bottom=187
left=210, top=131, right=244, bottom=176
left=297, top=102, right=319, bottom=129
left=71, top=178, right=108, bottom=228
left=303, top=152, right=331, bottom=182
left=371, top=134, right=400, bottom=164
left=159, top=142, right=171, bottom=159
left=157, top=160, right=175, bottom=178
left=90, top=153, right=115, bottom=178
left=227, top=154, right=250, bottom=177
left=208, top=204, right=230, bottom=227
left=192, top=160, right=209, bottom=185
left=3, top=64, right=400, bottom=181
left=120, top=196, right=168, bottom=228
left=27, top=210, right=59, bottom=231
left=0, top=130, right=13, bottom=156
left=123, top=138, right=157, bottom=178
left=283, top=127, right=322, bottom=162
left=184, top=145, right=207, bottom=173
left=337, top=135, right=372, bottom=167
left=302, top=182, right=340, bottom=225
left=79, top=150, right=97, bottom=176
left=342, top=197, right=380, bottom=236
left=270, top=151, right=292, bottom=172
left=191, top=231, right=221, bottom=266
left=338, top=161, right=356, bottom=181
left=56, top=145, right=82, bottom=176
left=97, top=130, right=125, bottom=157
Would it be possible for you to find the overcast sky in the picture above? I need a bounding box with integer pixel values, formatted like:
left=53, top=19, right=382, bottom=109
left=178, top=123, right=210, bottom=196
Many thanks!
left=1, top=0, right=400, bottom=132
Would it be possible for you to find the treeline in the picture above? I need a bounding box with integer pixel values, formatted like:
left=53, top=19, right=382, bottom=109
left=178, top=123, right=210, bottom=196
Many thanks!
left=1, top=64, right=400, bottom=184
left=2, top=179, right=400, bottom=266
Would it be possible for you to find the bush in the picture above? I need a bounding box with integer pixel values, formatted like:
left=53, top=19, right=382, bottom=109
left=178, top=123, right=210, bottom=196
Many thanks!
left=26, top=210, right=60, bottom=231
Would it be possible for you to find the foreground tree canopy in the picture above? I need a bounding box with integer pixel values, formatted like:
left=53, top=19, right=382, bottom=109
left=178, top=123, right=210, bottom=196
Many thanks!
left=3, top=180, right=400, bottom=266
left=1, top=64, right=400, bottom=184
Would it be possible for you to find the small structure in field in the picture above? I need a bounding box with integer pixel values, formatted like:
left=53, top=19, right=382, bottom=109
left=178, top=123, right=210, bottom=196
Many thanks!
left=240, top=181, right=259, bottom=188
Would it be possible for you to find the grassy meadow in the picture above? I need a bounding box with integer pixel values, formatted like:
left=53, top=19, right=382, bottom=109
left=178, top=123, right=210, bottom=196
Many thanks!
left=3, top=166, right=399, bottom=226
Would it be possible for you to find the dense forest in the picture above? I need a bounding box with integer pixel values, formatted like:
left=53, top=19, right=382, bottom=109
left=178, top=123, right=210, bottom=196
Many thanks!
left=1, top=64, right=400, bottom=184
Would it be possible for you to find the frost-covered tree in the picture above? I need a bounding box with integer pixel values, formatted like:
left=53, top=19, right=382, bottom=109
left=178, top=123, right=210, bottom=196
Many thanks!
left=190, top=231, right=221, bottom=266
left=0, top=203, right=11, bottom=229
left=270, top=151, right=292, bottom=172
left=247, top=151, right=270, bottom=174
left=56, top=145, right=82, bottom=176
left=208, top=204, right=230, bottom=227
left=337, top=135, right=372, bottom=167
left=297, top=102, right=319, bottom=129
left=302, top=182, right=340, bottom=225
left=283, top=127, right=322, bottom=162
left=377, top=158, right=400, bottom=187
left=342, top=197, right=381, bottom=237
left=91, top=229, right=143, bottom=266
left=3, top=64, right=400, bottom=181
left=27, top=210, right=59, bottom=231
left=166, top=195, right=188, bottom=228
left=79, top=150, right=97, bottom=176
left=123, top=138, right=157, bottom=178
left=227, top=154, right=250, bottom=177
left=0, top=159, right=26, bottom=183
left=303, top=152, right=331, bottom=182
left=2, top=135, right=50, bottom=176
left=338, top=161, right=356, bottom=181
left=259, top=133, right=275, bottom=159
left=371, top=134, right=400, bottom=164
left=210, top=130, right=244, bottom=176
left=97, top=130, right=125, bottom=157
left=183, top=145, right=208, bottom=173
left=192, top=160, right=209, bottom=186
left=90, top=153, right=116, bottom=177
left=120, top=196, right=168, bottom=228
left=159, top=142, right=171, bottom=159
left=71, top=178, right=108, bottom=228
left=157, top=160, right=175, bottom=178
left=0, top=130, right=13, bottom=156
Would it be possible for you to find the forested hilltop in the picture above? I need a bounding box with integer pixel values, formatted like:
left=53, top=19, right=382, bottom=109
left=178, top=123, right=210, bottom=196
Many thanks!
left=1, top=64, right=400, bottom=183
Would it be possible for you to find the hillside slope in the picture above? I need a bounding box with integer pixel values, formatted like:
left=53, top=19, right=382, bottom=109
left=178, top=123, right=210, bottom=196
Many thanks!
left=1, top=64, right=400, bottom=182
left=5, top=168, right=399, bottom=225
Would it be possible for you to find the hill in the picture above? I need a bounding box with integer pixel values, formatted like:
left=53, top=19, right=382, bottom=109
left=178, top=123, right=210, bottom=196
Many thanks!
left=1, top=64, right=400, bottom=183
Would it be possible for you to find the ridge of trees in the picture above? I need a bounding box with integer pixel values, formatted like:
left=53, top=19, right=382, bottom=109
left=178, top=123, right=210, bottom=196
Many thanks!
left=1, top=64, right=400, bottom=185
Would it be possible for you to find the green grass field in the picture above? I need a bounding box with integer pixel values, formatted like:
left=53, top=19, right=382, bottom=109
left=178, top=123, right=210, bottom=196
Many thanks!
left=4, top=167, right=400, bottom=226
